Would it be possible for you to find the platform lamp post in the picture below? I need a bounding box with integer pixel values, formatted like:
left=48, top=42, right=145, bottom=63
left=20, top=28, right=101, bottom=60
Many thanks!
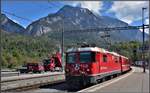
left=142, top=7, right=147, bottom=73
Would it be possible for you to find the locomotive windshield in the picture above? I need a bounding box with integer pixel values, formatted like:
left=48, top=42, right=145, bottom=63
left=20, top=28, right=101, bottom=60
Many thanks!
left=66, top=53, right=76, bottom=63
left=66, top=52, right=95, bottom=63
left=79, top=52, right=95, bottom=63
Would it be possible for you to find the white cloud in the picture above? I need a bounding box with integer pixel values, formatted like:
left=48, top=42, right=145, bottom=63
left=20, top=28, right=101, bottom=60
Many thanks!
left=108, top=1, right=149, bottom=24
left=140, top=28, right=149, bottom=34
left=145, top=18, right=149, bottom=25
left=144, top=18, right=149, bottom=34
left=145, top=29, right=149, bottom=34
left=65, top=1, right=103, bottom=14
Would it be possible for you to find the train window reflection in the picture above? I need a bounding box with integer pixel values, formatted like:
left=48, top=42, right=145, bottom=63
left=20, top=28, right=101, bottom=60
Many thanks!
left=66, top=53, right=76, bottom=63
left=103, top=55, right=107, bottom=62
left=79, top=52, right=95, bottom=63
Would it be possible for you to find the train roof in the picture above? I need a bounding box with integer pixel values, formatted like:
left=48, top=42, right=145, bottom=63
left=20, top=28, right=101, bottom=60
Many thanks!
left=108, top=52, right=128, bottom=59
left=66, top=47, right=128, bottom=59
left=108, top=52, right=120, bottom=56
left=66, top=47, right=108, bottom=53
left=120, top=55, right=128, bottom=59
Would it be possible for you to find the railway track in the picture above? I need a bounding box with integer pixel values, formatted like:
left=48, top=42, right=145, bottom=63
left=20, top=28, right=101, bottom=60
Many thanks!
left=24, top=70, right=132, bottom=93
left=1, top=72, right=65, bottom=92
left=1, top=70, right=132, bottom=92
left=25, top=81, right=81, bottom=92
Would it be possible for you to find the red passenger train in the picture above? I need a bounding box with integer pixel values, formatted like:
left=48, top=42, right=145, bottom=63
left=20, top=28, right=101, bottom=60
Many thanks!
left=65, top=46, right=131, bottom=89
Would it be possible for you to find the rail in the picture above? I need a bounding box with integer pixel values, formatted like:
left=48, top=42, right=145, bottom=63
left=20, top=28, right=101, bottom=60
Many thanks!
left=1, top=72, right=65, bottom=92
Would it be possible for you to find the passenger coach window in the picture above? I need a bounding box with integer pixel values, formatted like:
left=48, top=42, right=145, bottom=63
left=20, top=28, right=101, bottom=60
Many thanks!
left=103, top=55, right=107, bottom=62
left=79, top=52, right=95, bottom=63
left=66, top=53, right=76, bottom=63
left=115, top=57, right=119, bottom=63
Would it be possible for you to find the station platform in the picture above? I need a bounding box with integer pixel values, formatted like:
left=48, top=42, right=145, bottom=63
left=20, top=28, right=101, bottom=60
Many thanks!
left=79, top=67, right=149, bottom=93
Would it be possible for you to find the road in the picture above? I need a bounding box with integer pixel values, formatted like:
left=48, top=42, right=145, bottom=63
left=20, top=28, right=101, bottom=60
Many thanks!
left=79, top=67, right=149, bottom=93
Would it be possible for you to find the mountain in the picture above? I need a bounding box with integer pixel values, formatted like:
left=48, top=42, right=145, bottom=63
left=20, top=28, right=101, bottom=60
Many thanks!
left=0, top=14, right=26, bottom=34
left=26, top=5, right=148, bottom=42
left=1, top=5, right=148, bottom=42
left=27, top=5, right=129, bottom=36
left=26, top=5, right=105, bottom=36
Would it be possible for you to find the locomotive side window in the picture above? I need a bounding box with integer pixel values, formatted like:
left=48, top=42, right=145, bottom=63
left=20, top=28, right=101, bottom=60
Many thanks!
left=119, top=57, right=122, bottom=62
left=79, top=52, right=95, bottom=63
left=66, top=53, right=76, bottom=63
left=103, top=55, right=107, bottom=62
left=115, top=57, right=119, bottom=63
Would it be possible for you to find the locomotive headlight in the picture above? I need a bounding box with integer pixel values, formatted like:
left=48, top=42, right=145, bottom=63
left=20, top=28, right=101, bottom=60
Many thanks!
left=79, top=70, right=85, bottom=74
left=87, top=69, right=90, bottom=72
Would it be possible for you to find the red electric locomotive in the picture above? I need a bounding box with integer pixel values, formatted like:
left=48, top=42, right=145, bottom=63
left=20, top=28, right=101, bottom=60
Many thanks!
left=65, top=46, right=131, bottom=89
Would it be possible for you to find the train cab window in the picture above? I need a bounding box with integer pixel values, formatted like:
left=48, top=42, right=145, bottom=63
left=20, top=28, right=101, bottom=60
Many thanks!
left=79, top=52, right=95, bottom=63
left=66, top=53, right=76, bottom=63
left=103, top=55, right=107, bottom=62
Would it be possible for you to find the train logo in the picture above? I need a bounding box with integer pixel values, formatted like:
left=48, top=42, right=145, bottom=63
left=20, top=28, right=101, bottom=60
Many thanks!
left=74, top=64, right=80, bottom=71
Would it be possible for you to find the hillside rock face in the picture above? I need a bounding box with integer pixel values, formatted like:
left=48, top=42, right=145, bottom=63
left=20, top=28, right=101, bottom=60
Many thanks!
left=26, top=5, right=147, bottom=41
left=0, top=14, right=26, bottom=34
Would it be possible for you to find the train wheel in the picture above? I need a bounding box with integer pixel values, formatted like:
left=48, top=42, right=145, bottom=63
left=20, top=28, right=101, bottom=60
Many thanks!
left=81, top=80, right=87, bottom=88
left=113, top=74, right=117, bottom=77
left=101, top=78, right=106, bottom=82
left=106, top=76, right=111, bottom=80
left=116, top=73, right=120, bottom=77
left=110, top=75, right=114, bottom=79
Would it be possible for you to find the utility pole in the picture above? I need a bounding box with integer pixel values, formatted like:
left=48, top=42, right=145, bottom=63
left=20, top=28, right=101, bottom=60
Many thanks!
left=61, top=16, right=64, bottom=69
left=142, top=7, right=147, bottom=73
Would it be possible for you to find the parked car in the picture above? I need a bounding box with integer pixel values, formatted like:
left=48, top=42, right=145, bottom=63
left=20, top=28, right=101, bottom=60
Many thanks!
left=17, top=65, right=28, bottom=73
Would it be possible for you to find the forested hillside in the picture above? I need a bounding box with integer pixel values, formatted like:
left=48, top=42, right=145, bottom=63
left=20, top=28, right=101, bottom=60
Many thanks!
left=1, top=30, right=59, bottom=68
left=1, top=30, right=149, bottom=69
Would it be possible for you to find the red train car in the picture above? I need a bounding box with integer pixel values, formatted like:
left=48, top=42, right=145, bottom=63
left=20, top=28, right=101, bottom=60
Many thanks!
left=27, top=63, right=44, bottom=73
left=43, top=52, right=63, bottom=72
left=120, top=55, right=131, bottom=72
left=65, top=46, right=131, bottom=89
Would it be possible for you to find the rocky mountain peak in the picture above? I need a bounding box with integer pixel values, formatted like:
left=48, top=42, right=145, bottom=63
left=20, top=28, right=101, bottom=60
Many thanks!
left=0, top=13, right=26, bottom=34
left=56, top=5, right=94, bottom=18
left=1, top=5, right=148, bottom=42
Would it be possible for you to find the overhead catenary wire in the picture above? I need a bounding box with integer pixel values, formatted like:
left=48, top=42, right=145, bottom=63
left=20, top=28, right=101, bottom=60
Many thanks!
left=50, top=25, right=149, bottom=33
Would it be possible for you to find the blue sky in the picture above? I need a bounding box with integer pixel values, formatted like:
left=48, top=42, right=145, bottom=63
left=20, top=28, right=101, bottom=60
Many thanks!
left=1, top=0, right=149, bottom=33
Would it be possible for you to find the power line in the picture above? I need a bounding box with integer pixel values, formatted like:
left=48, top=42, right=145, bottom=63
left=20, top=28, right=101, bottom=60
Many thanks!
left=53, top=25, right=150, bottom=34
left=2, top=10, right=33, bottom=22
left=47, top=0, right=61, bottom=7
